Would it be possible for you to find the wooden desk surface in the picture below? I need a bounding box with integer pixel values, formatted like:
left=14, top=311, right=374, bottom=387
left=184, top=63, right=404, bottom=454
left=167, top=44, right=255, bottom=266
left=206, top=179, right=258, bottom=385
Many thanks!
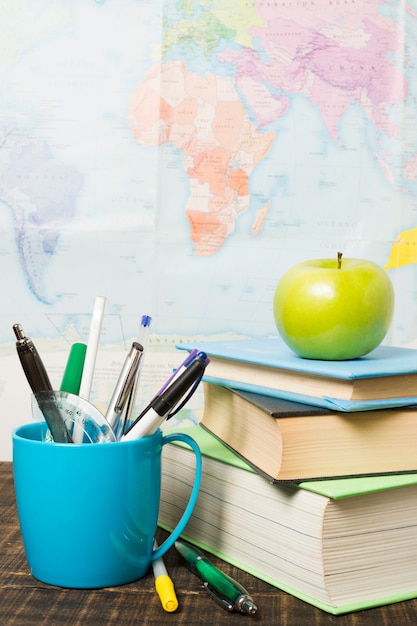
left=1, top=461, right=416, bottom=625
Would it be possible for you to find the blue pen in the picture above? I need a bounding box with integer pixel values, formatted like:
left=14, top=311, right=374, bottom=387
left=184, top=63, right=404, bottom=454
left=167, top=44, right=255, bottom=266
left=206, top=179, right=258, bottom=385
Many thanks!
left=105, top=341, right=144, bottom=439
left=122, top=357, right=207, bottom=441
left=124, top=314, right=152, bottom=429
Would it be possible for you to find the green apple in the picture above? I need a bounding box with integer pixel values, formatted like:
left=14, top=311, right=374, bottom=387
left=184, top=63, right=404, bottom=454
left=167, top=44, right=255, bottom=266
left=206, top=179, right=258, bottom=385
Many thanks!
left=273, top=253, right=394, bottom=360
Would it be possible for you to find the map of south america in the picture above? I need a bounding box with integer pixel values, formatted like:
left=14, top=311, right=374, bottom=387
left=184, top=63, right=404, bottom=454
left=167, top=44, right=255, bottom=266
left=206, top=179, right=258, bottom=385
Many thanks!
left=0, top=131, right=83, bottom=302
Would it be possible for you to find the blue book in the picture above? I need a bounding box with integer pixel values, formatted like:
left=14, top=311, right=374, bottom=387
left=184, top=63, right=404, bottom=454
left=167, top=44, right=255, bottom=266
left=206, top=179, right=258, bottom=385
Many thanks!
left=177, top=338, right=417, bottom=411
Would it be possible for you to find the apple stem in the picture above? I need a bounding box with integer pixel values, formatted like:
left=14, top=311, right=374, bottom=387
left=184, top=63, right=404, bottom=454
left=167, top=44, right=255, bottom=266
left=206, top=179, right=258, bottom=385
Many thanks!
left=337, top=251, right=342, bottom=269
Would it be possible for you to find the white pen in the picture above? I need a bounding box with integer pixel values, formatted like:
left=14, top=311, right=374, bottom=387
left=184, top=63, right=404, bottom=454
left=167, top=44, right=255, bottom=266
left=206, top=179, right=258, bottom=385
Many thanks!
left=74, top=295, right=106, bottom=443
left=79, top=295, right=106, bottom=401
left=105, top=342, right=144, bottom=439
left=122, top=358, right=206, bottom=441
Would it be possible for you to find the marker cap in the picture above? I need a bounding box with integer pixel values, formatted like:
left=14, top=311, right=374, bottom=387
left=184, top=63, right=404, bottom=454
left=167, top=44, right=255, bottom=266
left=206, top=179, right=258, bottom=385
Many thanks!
left=155, top=574, right=178, bottom=612
left=60, top=343, right=87, bottom=395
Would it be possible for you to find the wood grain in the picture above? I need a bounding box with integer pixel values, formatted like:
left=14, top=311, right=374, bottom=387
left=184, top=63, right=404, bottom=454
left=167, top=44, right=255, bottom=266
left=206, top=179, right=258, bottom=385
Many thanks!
left=1, top=462, right=416, bottom=625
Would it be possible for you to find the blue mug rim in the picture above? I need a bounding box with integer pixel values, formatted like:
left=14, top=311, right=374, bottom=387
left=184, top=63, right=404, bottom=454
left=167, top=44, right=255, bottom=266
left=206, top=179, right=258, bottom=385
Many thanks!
left=12, top=421, right=162, bottom=447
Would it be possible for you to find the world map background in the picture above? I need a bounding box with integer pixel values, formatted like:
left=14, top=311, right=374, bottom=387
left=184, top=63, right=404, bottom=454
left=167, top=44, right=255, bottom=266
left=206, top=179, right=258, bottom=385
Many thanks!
left=1, top=0, right=416, bottom=459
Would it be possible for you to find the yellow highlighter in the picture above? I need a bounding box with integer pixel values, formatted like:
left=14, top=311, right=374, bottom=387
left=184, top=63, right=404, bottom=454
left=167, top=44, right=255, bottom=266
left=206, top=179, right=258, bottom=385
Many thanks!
left=152, top=541, right=178, bottom=612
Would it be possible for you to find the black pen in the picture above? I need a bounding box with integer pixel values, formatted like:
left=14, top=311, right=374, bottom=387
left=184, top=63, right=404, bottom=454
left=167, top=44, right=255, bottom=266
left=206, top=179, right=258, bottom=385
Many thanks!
left=13, top=324, right=53, bottom=393
left=122, top=357, right=207, bottom=441
left=13, top=324, right=69, bottom=443
left=175, top=540, right=257, bottom=616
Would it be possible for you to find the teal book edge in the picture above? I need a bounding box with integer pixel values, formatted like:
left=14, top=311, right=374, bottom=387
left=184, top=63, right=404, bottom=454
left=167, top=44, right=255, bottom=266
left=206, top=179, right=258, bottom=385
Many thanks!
left=202, top=375, right=417, bottom=411
left=177, top=338, right=417, bottom=379
left=177, top=339, right=417, bottom=411
left=161, top=424, right=417, bottom=614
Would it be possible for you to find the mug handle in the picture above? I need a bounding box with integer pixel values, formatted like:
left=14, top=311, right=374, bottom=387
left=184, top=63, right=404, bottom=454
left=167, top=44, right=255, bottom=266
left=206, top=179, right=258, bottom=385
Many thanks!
left=151, top=432, right=202, bottom=561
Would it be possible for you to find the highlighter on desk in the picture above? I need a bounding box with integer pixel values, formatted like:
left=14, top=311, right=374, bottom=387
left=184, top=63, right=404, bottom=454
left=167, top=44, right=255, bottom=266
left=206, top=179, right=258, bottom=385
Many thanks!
left=152, top=541, right=178, bottom=612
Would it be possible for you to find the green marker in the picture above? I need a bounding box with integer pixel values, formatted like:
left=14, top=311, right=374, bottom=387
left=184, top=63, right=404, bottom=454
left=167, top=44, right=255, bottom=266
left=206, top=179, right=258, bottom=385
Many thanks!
left=60, top=343, right=87, bottom=395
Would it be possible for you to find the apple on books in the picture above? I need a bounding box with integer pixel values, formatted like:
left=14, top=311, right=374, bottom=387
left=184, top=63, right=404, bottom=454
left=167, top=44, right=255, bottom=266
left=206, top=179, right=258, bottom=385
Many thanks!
left=273, top=252, right=394, bottom=360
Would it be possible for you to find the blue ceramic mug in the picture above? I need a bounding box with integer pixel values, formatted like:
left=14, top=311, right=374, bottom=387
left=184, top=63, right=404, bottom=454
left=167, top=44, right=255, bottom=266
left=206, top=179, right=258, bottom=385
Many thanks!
left=13, top=422, right=201, bottom=588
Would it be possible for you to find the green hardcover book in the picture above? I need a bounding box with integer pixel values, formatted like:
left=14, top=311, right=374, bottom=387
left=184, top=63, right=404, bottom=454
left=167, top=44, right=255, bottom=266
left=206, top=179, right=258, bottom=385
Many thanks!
left=159, top=425, right=417, bottom=615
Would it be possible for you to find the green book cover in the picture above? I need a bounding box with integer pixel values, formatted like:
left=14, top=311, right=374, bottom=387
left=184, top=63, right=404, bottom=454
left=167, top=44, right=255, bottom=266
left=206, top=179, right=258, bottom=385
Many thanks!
left=161, top=424, right=417, bottom=614
left=171, top=423, right=417, bottom=496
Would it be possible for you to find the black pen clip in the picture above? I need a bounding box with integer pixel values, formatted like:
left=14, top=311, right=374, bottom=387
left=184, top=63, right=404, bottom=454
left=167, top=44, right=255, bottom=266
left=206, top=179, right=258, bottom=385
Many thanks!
left=203, top=581, right=234, bottom=612
left=166, top=374, right=203, bottom=419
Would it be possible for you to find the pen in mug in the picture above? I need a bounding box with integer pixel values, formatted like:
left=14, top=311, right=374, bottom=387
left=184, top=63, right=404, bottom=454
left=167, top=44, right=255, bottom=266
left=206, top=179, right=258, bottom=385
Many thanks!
left=105, top=341, right=144, bottom=439
left=78, top=295, right=106, bottom=401
left=60, top=342, right=87, bottom=395
left=156, top=349, right=199, bottom=395
left=122, top=357, right=207, bottom=441
left=75, top=295, right=106, bottom=443
left=12, top=324, right=69, bottom=443
left=159, top=352, right=209, bottom=421
left=125, top=314, right=152, bottom=428
left=13, top=324, right=53, bottom=393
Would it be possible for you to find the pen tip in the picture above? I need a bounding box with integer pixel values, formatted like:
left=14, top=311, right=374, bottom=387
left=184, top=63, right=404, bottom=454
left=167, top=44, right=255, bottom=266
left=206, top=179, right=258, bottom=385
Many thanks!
left=141, top=314, right=152, bottom=327
left=241, top=599, right=258, bottom=616
left=13, top=324, right=25, bottom=340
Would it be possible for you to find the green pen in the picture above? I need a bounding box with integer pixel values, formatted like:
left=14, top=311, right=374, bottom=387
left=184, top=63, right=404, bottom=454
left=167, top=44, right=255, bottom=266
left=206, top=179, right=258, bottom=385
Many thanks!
left=60, top=342, right=87, bottom=395
left=175, top=540, right=257, bottom=616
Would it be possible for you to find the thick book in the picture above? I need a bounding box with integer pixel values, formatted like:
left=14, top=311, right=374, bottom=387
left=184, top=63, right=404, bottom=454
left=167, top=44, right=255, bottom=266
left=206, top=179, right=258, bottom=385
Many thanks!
left=200, top=383, right=417, bottom=481
left=177, top=338, right=417, bottom=411
left=159, top=425, right=417, bottom=615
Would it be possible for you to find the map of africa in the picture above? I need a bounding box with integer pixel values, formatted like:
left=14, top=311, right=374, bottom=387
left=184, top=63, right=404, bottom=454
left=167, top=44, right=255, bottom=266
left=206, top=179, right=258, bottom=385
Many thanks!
left=0, top=0, right=416, bottom=458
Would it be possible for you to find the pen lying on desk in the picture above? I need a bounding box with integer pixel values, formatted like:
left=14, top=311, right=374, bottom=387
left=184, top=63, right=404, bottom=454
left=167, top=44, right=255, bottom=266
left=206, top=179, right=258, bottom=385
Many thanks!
left=175, top=540, right=257, bottom=616
left=152, top=540, right=178, bottom=612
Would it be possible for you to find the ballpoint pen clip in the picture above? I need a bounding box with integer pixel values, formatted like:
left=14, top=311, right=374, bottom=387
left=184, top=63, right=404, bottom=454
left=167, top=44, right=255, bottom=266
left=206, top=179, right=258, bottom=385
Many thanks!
left=165, top=374, right=202, bottom=419
left=203, top=581, right=234, bottom=612
left=165, top=353, right=209, bottom=419
left=114, top=343, right=143, bottom=412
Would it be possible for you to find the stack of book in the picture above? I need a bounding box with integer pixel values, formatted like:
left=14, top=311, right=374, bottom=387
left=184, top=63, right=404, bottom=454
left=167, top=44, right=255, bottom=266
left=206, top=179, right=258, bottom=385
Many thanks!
left=158, top=338, right=417, bottom=614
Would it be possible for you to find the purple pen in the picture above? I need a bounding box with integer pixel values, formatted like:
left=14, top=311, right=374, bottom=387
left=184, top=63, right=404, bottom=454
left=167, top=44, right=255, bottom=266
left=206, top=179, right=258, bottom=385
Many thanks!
left=157, top=349, right=200, bottom=395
